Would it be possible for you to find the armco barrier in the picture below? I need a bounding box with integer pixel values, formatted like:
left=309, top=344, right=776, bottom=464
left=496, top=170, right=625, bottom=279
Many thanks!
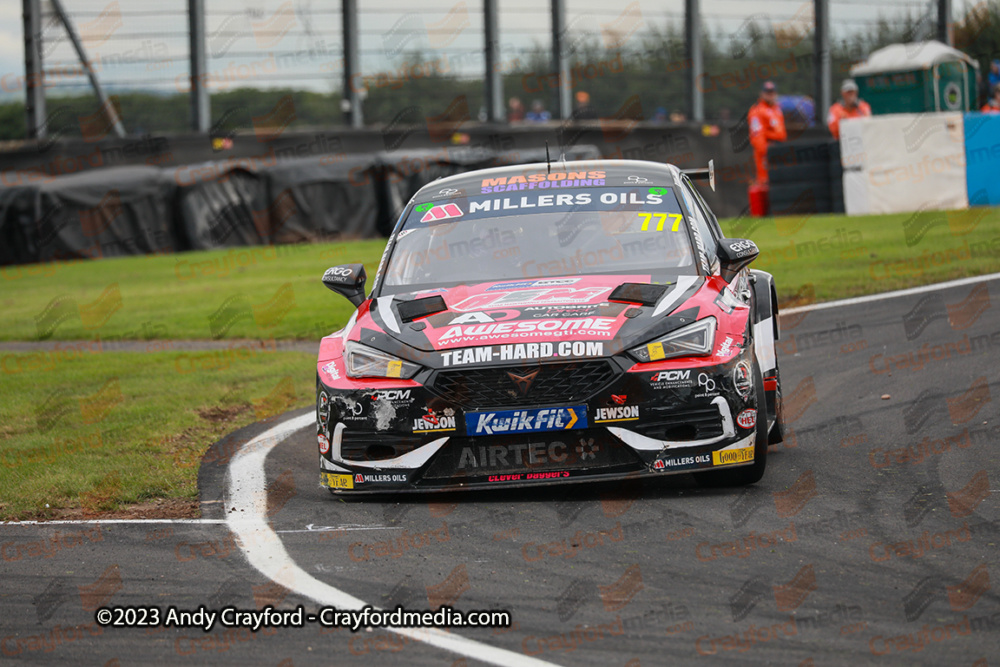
left=964, top=113, right=1000, bottom=206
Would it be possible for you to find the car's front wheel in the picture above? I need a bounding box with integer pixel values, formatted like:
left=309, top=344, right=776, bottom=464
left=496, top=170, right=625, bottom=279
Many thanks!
left=694, top=358, right=768, bottom=487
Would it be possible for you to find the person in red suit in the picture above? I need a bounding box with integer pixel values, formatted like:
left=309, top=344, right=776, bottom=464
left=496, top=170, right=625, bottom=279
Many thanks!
left=827, top=79, right=872, bottom=139
left=747, top=81, right=787, bottom=185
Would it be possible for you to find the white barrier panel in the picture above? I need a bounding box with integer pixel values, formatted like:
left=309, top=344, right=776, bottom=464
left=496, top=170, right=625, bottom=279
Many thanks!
left=840, top=118, right=869, bottom=215
left=840, top=113, right=968, bottom=215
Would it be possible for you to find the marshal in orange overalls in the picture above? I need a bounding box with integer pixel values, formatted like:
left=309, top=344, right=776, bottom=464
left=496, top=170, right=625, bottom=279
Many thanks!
left=748, top=99, right=787, bottom=184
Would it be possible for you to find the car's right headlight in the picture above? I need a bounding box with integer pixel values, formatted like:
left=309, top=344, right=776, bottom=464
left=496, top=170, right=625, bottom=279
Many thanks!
left=627, top=317, right=717, bottom=363
left=344, top=341, right=421, bottom=379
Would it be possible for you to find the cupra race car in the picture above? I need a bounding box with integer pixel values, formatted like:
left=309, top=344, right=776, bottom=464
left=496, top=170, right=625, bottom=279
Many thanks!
left=315, top=159, right=784, bottom=494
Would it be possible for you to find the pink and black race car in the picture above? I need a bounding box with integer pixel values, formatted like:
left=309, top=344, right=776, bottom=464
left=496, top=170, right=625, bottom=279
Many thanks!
left=315, top=159, right=784, bottom=494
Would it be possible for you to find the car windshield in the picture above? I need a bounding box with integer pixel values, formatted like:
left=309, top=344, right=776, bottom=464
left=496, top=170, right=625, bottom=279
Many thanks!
left=381, top=185, right=697, bottom=293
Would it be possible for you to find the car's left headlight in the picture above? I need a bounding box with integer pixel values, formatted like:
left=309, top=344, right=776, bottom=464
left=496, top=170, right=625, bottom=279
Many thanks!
left=628, top=317, right=717, bottom=362
left=344, top=341, right=421, bottom=379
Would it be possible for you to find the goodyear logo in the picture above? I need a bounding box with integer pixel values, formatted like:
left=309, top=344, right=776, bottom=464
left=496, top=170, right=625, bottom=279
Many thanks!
left=712, top=446, right=754, bottom=466
left=321, top=472, right=353, bottom=489
left=466, top=406, right=586, bottom=436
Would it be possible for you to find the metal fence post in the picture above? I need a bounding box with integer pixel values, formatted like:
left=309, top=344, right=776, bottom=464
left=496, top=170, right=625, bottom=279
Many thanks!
left=484, top=0, right=503, bottom=121
left=550, top=0, right=571, bottom=120
left=685, top=0, right=703, bottom=121
left=815, top=0, right=831, bottom=123
left=188, top=0, right=209, bottom=132
left=938, top=0, right=952, bottom=45
left=22, top=0, right=46, bottom=139
left=342, top=0, right=363, bottom=128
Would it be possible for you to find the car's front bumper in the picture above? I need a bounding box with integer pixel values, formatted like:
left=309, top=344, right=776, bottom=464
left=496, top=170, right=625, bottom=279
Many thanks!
left=317, top=351, right=760, bottom=494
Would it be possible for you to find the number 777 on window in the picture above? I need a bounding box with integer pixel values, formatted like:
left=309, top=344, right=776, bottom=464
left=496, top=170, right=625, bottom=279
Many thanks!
left=637, top=212, right=682, bottom=231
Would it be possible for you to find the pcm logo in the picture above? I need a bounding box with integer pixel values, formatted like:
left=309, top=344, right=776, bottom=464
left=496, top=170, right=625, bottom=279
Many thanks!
left=372, top=390, right=412, bottom=400
left=651, top=370, right=691, bottom=382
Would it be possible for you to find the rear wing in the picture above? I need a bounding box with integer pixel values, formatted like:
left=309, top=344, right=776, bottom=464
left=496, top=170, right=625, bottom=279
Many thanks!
left=681, top=160, right=715, bottom=192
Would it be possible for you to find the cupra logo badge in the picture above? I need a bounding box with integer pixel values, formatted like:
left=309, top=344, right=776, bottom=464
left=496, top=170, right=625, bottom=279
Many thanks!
left=507, top=368, right=540, bottom=395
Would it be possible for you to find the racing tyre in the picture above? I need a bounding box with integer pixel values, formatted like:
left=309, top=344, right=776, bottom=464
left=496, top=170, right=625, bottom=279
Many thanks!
left=767, top=362, right=785, bottom=445
left=694, top=359, right=768, bottom=487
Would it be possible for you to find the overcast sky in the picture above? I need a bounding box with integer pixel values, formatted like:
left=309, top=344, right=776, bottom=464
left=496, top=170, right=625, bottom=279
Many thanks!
left=0, top=0, right=961, bottom=99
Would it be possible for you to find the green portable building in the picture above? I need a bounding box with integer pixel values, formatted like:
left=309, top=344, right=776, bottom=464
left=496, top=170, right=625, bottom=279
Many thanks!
left=850, top=40, right=979, bottom=114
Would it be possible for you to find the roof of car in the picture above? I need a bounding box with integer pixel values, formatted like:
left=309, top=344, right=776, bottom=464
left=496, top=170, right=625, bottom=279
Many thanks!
left=412, top=159, right=685, bottom=200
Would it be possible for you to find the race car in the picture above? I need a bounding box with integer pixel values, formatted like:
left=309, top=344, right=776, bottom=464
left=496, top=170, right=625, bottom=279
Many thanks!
left=315, top=159, right=784, bottom=494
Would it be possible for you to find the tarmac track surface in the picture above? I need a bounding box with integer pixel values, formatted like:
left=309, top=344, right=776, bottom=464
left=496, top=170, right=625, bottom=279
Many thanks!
left=2, top=274, right=999, bottom=666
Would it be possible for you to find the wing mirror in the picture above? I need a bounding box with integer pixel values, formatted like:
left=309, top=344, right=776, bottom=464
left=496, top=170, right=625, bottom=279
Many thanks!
left=322, top=264, right=367, bottom=307
left=717, top=238, right=759, bottom=283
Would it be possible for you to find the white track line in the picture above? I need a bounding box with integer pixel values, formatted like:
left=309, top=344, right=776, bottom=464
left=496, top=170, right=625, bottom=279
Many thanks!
left=224, top=413, right=558, bottom=667
left=781, top=271, right=1000, bottom=315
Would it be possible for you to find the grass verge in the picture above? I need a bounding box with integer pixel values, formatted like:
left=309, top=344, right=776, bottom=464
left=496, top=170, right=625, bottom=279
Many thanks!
left=0, top=239, right=387, bottom=341
left=720, top=207, right=1000, bottom=304
left=0, top=349, right=313, bottom=520
left=2, top=208, right=998, bottom=340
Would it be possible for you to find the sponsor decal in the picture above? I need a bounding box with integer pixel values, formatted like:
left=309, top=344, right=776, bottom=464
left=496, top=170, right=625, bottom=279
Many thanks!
left=729, top=239, right=758, bottom=258
left=595, top=406, right=639, bottom=422
left=317, top=391, right=330, bottom=427
left=452, top=287, right=612, bottom=312
left=733, top=361, right=752, bottom=399
left=447, top=310, right=520, bottom=324
left=433, top=187, right=462, bottom=198
left=467, top=406, right=585, bottom=436
left=717, top=337, right=734, bottom=357
left=713, top=445, right=754, bottom=466
left=610, top=394, right=627, bottom=405
left=480, top=170, right=606, bottom=191
left=488, top=471, right=571, bottom=482
left=318, top=433, right=330, bottom=454
left=649, top=369, right=694, bottom=389
left=412, top=409, right=457, bottom=432
left=322, top=472, right=353, bottom=489
left=577, top=437, right=600, bottom=460
left=737, top=409, right=757, bottom=429
left=470, top=190, right=664, bottom=209
left=487, top=278, right=580, bottom=291
left=652, top=452, right=712, bottom=470
left=696, top=372, right=719, bottom=397
left=354, top=472, right=409, bottom=484
left=440, top=341, right=605, bottom=366
left=437, top=317, right=616, bottom=342
left=419, top=203, right=463, bottom=222
left=371, top=390, right=412, bottom=401
left=525, top=305, right=603, bottom=318
left=458, top=440, right=572, bottom=469
left=321, top=361, right=340, bottom=380
left=323, top=266, right=354, bottom=282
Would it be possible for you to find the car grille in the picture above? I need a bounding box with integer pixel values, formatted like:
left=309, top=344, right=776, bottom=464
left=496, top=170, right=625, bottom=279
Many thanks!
left=428, top=361, right=619, bottom=409
left=634, top=405, right=724, bottom=441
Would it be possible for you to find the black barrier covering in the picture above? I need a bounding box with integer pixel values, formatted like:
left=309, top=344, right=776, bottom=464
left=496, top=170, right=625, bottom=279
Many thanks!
left=0, top=166, right=178, bottom=264
left=174, top=164, right=271, bottom=250
left=260, top=154, right=379, bottom=243
left=0, top=185, right=35, bottom=265
left=767, top=139, right=839, bottom=215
